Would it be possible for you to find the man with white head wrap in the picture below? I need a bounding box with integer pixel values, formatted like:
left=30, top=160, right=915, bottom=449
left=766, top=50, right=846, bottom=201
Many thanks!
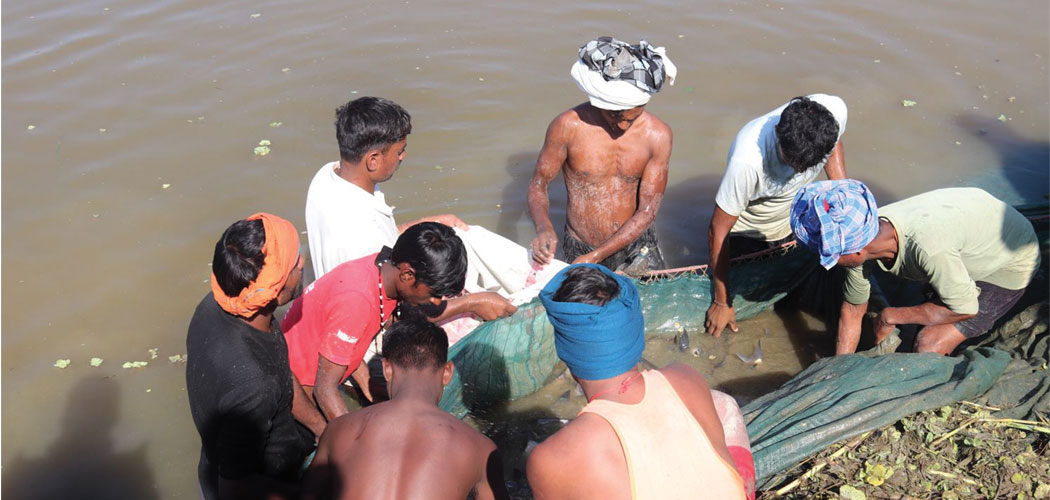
left=528, top=37, right=676, bottom=274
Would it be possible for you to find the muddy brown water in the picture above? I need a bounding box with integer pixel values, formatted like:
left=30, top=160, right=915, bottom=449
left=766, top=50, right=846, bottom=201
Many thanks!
left=3, top=0, right=1047, bottom=497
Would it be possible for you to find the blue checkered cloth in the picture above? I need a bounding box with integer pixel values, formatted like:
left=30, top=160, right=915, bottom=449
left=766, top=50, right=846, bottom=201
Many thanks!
left=790, top=180, right=880, bottom=269
left=578, top=37, right=669, bottom=94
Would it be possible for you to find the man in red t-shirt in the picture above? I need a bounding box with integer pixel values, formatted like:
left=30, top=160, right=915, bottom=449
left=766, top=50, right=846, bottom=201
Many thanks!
left=282, top=222, right=517, bottom=421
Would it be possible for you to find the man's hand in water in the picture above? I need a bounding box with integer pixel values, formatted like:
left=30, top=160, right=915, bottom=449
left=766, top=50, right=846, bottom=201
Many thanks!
left=531, top=230, right=558, bottom=265
left=705, top=302, right=738, bottom=337
left=468, top=292, right=518, bottom=321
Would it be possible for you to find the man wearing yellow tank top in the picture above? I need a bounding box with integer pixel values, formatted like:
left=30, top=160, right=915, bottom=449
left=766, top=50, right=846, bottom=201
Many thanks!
left=529, top=264, right=755, bottom=500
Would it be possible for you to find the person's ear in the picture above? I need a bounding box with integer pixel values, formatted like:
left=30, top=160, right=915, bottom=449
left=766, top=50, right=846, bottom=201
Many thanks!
left=441, top=361, right=454, bottom=386
left=398, top=263, right=416, bottom=284
left=365, top=149, right=382, bottom=172
left=382, top=358, right=394, bottom=384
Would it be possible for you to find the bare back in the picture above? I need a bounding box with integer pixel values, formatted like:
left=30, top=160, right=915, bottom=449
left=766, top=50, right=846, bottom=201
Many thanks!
left=303, top=400, right=502, bottom=500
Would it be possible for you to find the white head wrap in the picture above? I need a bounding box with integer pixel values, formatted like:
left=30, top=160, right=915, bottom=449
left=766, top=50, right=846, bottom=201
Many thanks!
left=570, top=41, right=677, bottom=111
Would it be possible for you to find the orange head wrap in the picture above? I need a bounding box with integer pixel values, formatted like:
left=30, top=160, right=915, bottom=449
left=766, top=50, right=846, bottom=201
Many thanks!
left=211, top=213, right=301, bottom=318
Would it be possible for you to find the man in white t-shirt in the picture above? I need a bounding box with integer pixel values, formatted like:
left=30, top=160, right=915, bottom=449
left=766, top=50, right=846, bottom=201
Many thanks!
left=305, top=96, right=468, bottom=280
left=705, top=94, right=848, bottom=337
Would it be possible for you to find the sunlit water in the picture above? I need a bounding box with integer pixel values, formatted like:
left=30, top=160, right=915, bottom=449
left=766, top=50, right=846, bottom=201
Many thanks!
left=3, top=0, right=1047, bottom=497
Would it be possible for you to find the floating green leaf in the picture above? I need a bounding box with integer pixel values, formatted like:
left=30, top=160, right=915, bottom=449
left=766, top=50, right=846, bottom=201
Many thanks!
left=254, top=146, right=270, bottom=156
left=901, top=100, right=917, bottom=107
left=90, top=357, right=104, bottom=367
left=269, top=121, right=282, bottom=128
left=54, top=359, right=71, bottom=368
left=998, top=114, right=1008, bottom=122
left=122, top=361, right=149, bottom=369
left=148, top=348, right=159, bottom=359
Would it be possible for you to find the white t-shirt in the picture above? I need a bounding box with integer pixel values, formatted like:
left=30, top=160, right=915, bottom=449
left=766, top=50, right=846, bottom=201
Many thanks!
left=305, top=162, right=398, bottom=279
left=714, top=94, right=848, bottom=241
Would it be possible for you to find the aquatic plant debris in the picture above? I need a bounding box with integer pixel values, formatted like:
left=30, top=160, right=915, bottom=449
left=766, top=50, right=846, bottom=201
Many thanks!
left=901, top=100, right=917, bottom=107
left=148, top=348, right=159, bottom=359
left=90, top=357, right=104, bottom=367
left=168, top=354, right=188, bottom=363
left=254, top=139, right=271, bottom=156
left=54, top=359, right=71, bottom=368
left=123, top=361, right=148, bottom=369
left=27, top=125, right=35, bottom=130
left=161, top=183, right=171, bottom=189
left=250, top=13, right=260, bottom=18
left=998, top=114, right=1008, bottom=122
left=269, top=121, right=282, bottom=128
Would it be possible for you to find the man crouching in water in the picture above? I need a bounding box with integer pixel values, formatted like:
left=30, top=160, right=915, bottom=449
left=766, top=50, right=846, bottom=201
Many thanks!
left=529, top=37, right=675, bottom=273
left=300, top=313, right=509, bottom=500
left=528, top=265, right=756, bottom=500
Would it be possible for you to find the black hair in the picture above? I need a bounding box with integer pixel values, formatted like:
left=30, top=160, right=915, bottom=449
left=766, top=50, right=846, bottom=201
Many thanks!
left=774, top=96, right=840, bottom=173
left=382, top=312, right=449, bottom=370
left=552, top=266, right=621, bottom=306
left=391, top=222, right=467, bottom=298
left=335, top=96, right=412, bottom=164
left=212, top=219, right=265, bottom=297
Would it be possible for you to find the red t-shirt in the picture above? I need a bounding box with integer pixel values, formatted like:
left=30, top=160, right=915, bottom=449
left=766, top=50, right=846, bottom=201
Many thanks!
left=282, top=253, right=397, bottom=386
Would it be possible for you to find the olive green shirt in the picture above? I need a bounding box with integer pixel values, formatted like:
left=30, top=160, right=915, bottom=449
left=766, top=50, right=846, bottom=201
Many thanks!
left=843, top=188, right=1041, bottom=314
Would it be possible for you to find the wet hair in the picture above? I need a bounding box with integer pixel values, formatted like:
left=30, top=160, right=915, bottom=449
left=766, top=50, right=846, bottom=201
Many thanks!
left=391, top=222, right=467, bottom=298
left=774, top=96, right=840, bottom=173
left=552, top=266, right=621, bottom=306
left=212, top=219, right=265, bottom=297
left=335, top=96, right=412, bottom=164
left=382, top=312, right=448, bottom=370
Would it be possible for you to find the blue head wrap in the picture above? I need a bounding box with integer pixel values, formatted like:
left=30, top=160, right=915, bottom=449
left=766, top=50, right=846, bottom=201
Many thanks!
left=539, top=264, right=644, bottom=380
left=790, top=179, right=880, bottom=269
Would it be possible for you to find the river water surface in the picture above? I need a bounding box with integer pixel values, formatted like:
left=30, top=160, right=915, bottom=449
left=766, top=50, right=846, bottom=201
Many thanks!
left=3, top=0, right=1048, bottom=497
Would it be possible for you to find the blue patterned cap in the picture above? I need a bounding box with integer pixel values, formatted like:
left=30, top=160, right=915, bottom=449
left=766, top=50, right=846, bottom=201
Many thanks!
left=790, top=180, right=880, bottom=269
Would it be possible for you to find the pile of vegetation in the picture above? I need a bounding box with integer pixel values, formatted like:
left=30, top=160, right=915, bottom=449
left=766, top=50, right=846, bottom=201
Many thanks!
left=759, top=401, right=1050, bottom=499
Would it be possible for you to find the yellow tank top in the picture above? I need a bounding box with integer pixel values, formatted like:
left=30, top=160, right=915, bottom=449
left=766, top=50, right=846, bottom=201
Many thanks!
left=579, top=370, right=746, bottom=500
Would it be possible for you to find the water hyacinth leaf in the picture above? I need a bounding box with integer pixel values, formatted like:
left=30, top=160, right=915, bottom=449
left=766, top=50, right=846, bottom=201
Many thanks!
left=123, top=361, right=149, bottom=369
left=997, top=114, right=1008, bottom=122
left=269, top=121, right=282, bottom=128
left=258, top=139, right=271, bottom=146
left=54, top=359, right=71, bottom=368
left=254, top=146, right=270, bottom=156
left=90, top=357, right=104, bottom=367
left=148, top=348, right=159, bottom=359
left=901, top=100, right=917, bottom=107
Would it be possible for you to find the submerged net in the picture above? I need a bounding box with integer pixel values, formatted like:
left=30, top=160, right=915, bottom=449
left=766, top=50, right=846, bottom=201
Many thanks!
left=440, top=242, right=818, bottom=418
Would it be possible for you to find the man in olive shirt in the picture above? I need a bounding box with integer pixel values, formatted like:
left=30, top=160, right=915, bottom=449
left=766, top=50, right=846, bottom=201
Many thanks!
left=790, top=181, right=1040, bottom=355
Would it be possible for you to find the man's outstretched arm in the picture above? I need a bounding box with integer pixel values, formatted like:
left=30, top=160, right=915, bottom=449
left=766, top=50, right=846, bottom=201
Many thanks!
left=705, top=206, right=740, bottom=337
left=572, top=125, right=671, bottom=264
left=528, top=115, right=572, bottom=264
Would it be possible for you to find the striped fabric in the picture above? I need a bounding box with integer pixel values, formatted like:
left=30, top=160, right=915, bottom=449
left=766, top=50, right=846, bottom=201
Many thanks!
left=578, top=37, right=669, bottom=94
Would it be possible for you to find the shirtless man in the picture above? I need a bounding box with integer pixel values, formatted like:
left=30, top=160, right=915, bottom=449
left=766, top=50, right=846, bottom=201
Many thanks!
left=529, top=37, right=675, bottom=273
left=300, top=314, right=508, bottom=500
left=529, top=265, right=755, bottom=500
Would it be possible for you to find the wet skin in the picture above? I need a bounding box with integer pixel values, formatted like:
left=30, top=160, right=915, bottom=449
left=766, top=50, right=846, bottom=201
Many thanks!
left=528, top=103, right=672, bottom=265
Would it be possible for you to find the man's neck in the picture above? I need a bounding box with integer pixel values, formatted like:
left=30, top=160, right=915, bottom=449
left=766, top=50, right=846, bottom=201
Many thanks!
left=388, top=375, right=445, bottom=405
left=335, top=160, right=376, bottom=194
left=242, top=311, right=275, bottom=333
left=578, top=368, right=644, bottom=403
left=869, top=219, right=900, bottom=264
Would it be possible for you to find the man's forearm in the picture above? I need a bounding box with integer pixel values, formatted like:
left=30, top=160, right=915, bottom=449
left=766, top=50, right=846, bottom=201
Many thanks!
left=708, top=226, right=732, bottom=303
left=314, top=383, right=348, bottom=422
left=587, top=211, right=657, bottom=263
left=291, top=375, right=326, bottom=438
left=527, top=183, right=555, bottom=234
left=837, top=301, right=868, bottom=354
left=883, top=303, right=973, bottom=327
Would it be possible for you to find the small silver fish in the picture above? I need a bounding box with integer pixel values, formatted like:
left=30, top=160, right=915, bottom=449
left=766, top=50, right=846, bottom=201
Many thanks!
left=736, top=339, right=764, bottom=367
left=676, top=330, right=690, bottom=351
